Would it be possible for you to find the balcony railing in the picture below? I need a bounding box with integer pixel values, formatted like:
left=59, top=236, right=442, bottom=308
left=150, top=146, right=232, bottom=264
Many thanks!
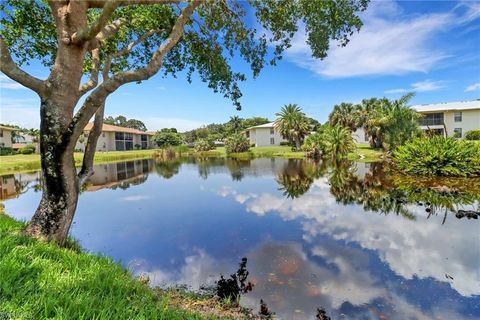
left=418, top=118, right=444, bottom=126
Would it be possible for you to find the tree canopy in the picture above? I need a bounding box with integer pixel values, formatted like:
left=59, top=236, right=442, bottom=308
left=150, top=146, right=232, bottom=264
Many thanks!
left=104, top=115, right=148, bottom=131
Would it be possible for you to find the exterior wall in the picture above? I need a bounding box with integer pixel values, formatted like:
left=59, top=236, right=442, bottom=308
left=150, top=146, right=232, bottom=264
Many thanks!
left=443, top=109, right=480, bottom=139
left=419, top=109, right=480, bottom=139
left=76, top=131, right=152, bottom=151
left=0, top=129, right=13, bottom=148
left=352, top=127, right=369, bottom=144
left=246, top=127, right=287, bottom=146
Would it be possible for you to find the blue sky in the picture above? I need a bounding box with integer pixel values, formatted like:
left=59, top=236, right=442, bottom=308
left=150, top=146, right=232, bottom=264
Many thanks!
left=1, top=0, right=479, bottom=131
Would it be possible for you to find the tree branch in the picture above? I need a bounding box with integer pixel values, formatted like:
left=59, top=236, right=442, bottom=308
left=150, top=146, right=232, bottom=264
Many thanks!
left=88, top=17, right=128, bottom=50
left=102, top=28, right=164, bottom=79
left=71, top=0, right=119, bottom=44
left=87, top=0, right=181, bottom=8
left=69, top=0, right=200, bottom=142
left=79, top=48, right=101, bottom=95
left=0, top=37, right=46, bottom=95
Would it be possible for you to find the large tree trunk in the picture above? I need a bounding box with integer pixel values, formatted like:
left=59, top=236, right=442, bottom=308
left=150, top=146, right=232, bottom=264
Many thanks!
left=25, top=99, right=80, bottom=243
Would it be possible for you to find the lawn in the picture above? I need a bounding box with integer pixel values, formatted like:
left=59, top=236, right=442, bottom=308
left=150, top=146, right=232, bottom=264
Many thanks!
left=198, top=145, right=383, bottom=162
left=0, top=149, right=160, bottom=175
left=0, top=211, right=251, bottom=320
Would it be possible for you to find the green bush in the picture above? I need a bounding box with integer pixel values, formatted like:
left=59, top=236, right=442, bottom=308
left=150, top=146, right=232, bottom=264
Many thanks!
left=19, top=147, right=34, bottom=155
left=0, top=147, right=13, bottom=156
left=465, top=129, right=480, bottom=140
left=225, top=134, right=250, bottom=153
left=394, top=136, right=480, bottom=177
left=302, top=132, right=327, bottom=158
left=194, top=139, right=215, bottom=152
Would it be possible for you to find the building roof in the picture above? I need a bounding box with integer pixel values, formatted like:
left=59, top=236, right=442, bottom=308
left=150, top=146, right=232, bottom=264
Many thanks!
left=245, top=122, right=276, bottom=130
left=411, top=100, right=480, bottom=113
left=84, top=123, right=154, bottom=135
left=0, top=125, right=16, bottom=131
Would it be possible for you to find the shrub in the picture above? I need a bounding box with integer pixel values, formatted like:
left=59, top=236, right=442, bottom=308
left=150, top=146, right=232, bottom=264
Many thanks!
left=302, top=132, right=327, bottom=159
left=24, top=144, right=36, bottom=152
left=194, top=139, right=215, bottom=152
left=153, top=131, right=183, bottom=148
left=0, top=147, right=13, bottom=156
left=279, top=141, right=291, bottom=146
left=19, top=147, right=34, bottom=154
left=465, top=129, right=480, bottom=140
left=394, top=136, right=480, bottom=177
left=225, top=134, right=250, bottom=153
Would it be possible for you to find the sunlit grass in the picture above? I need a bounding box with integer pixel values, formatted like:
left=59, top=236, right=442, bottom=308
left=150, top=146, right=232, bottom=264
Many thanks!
left=0, top=149, right=160, bottom=175
left=0, top=212, right=225, bottom=320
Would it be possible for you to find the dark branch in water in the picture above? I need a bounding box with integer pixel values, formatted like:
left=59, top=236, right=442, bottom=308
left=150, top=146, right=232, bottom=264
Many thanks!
left=216, top=257, right=253, bottom=301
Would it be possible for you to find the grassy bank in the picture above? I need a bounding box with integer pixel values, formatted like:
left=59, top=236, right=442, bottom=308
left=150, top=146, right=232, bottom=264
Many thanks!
left=0, top=211, right=252, bottom=319
left=0, top=145, right=384, bottom=175
left=0, top=149, right=159, bottom=175
left=196, top=145, right=383, bottom=162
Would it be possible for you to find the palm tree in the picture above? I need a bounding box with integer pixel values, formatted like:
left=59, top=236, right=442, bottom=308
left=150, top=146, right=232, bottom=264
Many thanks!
left=357, top=93, right=418, bottom=150
left=228, top=116, right=244, bottom=134
left=328, top=102, right=360, bottom=131
left=274, top=104, right=310, bottom=150
left=325, top=125, right=355, bottom=159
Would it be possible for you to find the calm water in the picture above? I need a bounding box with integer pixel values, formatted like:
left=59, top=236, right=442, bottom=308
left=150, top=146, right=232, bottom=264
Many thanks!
left=2, top=158, right=480, bottom=319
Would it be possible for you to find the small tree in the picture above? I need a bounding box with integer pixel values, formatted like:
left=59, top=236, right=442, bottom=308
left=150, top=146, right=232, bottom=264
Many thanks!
left=153, top=130, right=183, bottom=148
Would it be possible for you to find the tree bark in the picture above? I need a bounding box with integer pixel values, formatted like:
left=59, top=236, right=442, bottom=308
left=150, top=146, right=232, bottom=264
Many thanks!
left=25, top=99, right=80, bottom=243
left=78, top=101, right=105, bottom=185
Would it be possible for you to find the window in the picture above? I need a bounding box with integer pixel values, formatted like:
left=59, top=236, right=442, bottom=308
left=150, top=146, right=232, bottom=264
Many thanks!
left=364, top=132, right=368, bottom=142
left=0, top=129, right=3, bottom=137
left=453, top=128, right=462, bottom=138
left=245, top=131, right=250, bottom=138
left=454, top=112, right=462, bottom=122
left=270, top=138, right=275, bottom=145
left=115, top=132, right=124, bottom=140
left=418, top=113, right=444, bottom=126
left=115, top=140, right=125, bottom=151
left=125, top=133, right=133, bottom=141
left=102, top=133, right=105, bottom=137
left=270, top=128, right=274, bottom=135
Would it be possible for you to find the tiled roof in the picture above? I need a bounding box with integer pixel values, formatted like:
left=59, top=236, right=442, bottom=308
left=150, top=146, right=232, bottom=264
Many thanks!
left=411, top=100, right=480, bottom=112
left=84, top=123, right=154, bottom=135
left=0, top=125, right=16, bottom=131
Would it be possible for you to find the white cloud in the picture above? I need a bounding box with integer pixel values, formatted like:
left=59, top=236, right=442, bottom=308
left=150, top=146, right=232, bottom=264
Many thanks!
left=385, top=79, right=447, bottom=94
left=0, top=97, right=40, bottom=128
left=384, top=88, right=408, bottom=94
left=219, top=178, right=480, bottom=297
left=0, top=74, right=27, bottom=90
left=120, top=195, right=151, bottom=202
left=142, top=117, right=204, bottom=132
left=286, top=1, right=452, bottom=78
left=411, top=79, right=447, bottom=92
left=465, top=82, right=480, bottom=92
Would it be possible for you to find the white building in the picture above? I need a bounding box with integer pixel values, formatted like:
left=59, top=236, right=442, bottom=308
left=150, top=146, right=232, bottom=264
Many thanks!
left=353, top=100, right=480, bottom=143
left=76, top=123, right=154, bottom=152
left=0, top=125, right=15, bottom=148
left=412, top=100, right=480, bottom=139
left=242, top=122, right=288, bottom=147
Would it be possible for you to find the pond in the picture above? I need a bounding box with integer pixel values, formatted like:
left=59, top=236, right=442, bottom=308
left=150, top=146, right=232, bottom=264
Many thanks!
left=2, top=157, right=479, bottom=319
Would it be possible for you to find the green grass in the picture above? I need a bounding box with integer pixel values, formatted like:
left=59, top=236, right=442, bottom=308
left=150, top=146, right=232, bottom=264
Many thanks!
left=0, top=212, right=241, bottom=320
left=197, top=145, right=383, bottom=162
left=0, top=149, right=160, bottom=175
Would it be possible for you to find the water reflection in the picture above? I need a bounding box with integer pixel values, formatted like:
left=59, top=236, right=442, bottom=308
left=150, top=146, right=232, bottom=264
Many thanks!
left=2, top=157, right=479, bottom=319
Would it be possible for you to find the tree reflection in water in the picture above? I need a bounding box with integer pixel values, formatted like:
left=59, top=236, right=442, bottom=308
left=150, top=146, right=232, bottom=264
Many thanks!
left=276, top=159, right=327, bottom=199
